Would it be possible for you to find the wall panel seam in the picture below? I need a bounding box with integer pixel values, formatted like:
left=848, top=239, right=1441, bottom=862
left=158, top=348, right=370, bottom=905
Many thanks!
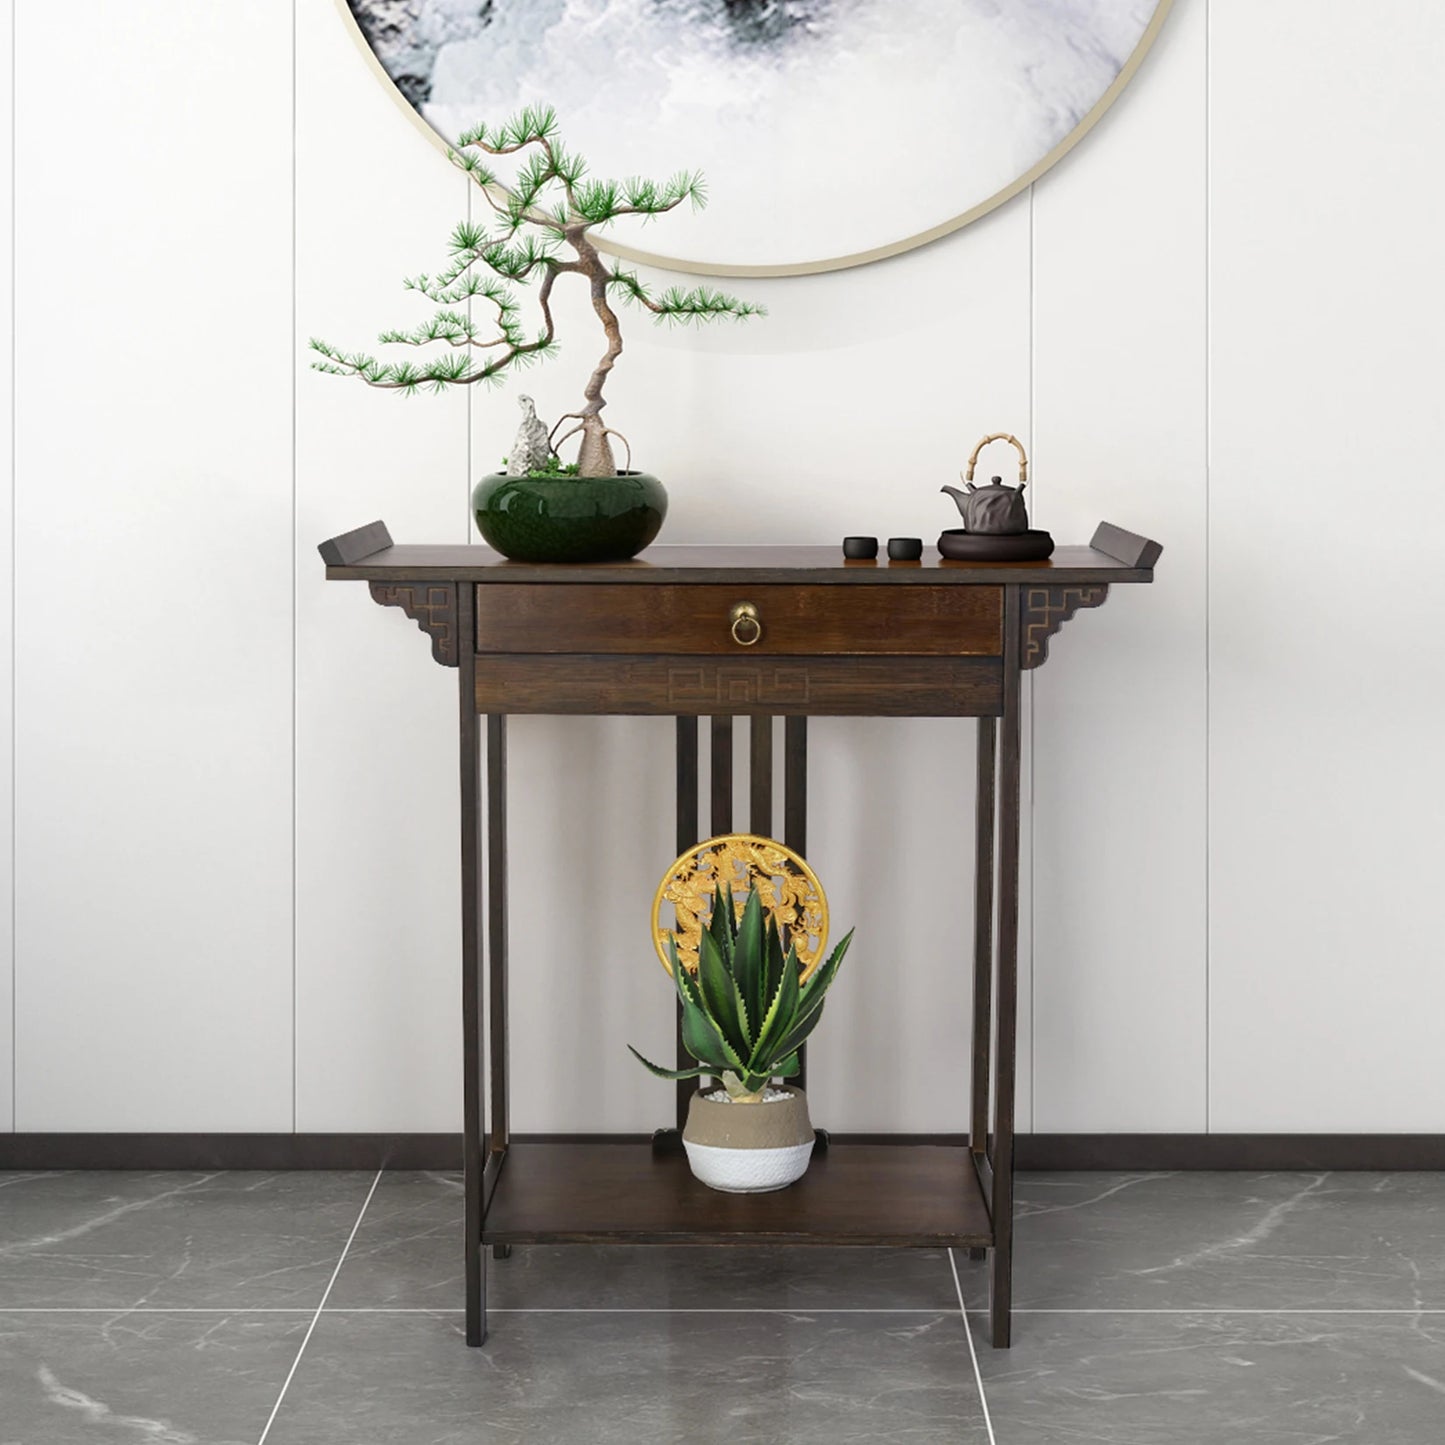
left=1026, top=180, right=1036, bottom=1135
left=290, top=0, right=300, bottom=1136
left=1203, top=0, right=1212, bottom=1137
left=8, top=0, right=15, bottom=1133
left=465, top=179, right=473, bottom=544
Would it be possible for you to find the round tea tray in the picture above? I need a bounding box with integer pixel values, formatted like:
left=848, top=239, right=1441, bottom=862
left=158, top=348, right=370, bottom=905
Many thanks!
left=937, top=529, right=1055, bottom=562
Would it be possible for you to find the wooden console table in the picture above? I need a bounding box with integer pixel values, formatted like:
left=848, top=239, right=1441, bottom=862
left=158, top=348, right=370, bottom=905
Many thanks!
left=320, top=522, right=1161, bottom=1349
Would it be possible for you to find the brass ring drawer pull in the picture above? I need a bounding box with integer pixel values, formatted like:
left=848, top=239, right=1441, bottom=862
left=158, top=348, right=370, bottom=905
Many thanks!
left=729, top=601, right=762, bottom=646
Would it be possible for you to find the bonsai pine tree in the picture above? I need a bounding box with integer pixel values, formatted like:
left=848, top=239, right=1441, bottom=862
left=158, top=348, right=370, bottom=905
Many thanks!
left=310, top=105, right=763, bottom=477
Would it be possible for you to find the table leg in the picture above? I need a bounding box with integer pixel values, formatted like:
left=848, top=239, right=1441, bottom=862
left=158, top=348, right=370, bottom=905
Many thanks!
left=457, top=589, right=485, bottom=1346
left=989, top=590, right=1023, bottom=1348
left=971, top=716, right=997, bottom=1160
left=487, top=715, right=510, bottom=1157
left=968, top=714, right=997, bottom=1263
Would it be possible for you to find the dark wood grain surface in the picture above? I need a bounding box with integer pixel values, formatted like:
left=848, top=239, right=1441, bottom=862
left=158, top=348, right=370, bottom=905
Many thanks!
left=455, top=587, right=484, bottom=1342
left=971, top=717, right=996, bottom=1159
left=475, top=582, right=1004, bottom=655
left=481, top=1142, right=993, bottom=1246
left=990, top=587, right=1024, bottom=1347
left=327, top=542, right=1153, bottom=586
left=750, top=715, right=773, bottom=836
left=674, top=717, right=700, bottom=1129
left=472, top=655, right=1004, bottom=717
left=7, top=1131, right=1445, bottom=1172
left=710, top=715, right=733, bottom=834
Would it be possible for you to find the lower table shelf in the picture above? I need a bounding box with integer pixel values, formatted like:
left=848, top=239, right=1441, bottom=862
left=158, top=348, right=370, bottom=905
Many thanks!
left=481, top=1142, right=993, bottom=1248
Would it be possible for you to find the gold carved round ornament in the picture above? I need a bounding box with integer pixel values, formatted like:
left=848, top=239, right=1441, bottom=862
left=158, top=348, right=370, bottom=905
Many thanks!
left=652, top=834, right=828, bottom=984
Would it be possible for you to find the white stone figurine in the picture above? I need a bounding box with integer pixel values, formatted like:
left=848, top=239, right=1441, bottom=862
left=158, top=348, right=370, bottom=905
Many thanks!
left=505, top=394, right=553, bottom=477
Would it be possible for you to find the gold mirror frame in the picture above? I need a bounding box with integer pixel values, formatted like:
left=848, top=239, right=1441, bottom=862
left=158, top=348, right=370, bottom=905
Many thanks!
left=652, top=834, right=828, bottom=983
left=332, top=0, right=1175, bottom=279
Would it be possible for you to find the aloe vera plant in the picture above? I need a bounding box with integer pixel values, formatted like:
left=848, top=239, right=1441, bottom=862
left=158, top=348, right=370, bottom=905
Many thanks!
left=630, top=885, right=852, bottom=1103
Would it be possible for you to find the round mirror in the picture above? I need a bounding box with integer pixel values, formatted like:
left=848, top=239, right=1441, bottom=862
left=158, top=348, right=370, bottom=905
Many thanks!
left=342, top=0, right=1172, bottom=276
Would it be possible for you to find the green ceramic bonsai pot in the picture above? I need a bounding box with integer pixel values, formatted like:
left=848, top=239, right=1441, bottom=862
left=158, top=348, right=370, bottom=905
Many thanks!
left=472, top=471, right=667, bottom=564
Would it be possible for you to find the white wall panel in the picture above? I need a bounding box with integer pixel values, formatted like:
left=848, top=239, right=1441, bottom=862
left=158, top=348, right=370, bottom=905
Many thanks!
left=0, top=5, right=14, bottom=1131
left=475, top=206, right=1032, bottom=1132
left=293, top=0, right=471, bottom=1131
left=502, top=715, right=675, bottom=1133
left=12, top=1, right=1443, bottom=1137
left=1209, top=1, right=1445, bottom=1129
left=11, top=0, right=294, bottom=1128
left=1029, top=0, right=1208, bottom=1130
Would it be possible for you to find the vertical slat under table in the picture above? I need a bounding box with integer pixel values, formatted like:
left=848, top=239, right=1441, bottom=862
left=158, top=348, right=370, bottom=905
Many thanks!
left=711, top=715, right=734, bottom=833
left=707, top=716, right=735, bottom=1095
left=783, top=717, right=809, bottom=1091
left=457, top=587, right=485, bottom=1346
left=674, top=717, right=700, bottom=1130
left=989, top=589, right=1023, bottom=1348
left=749, top=715, right=774, bottom=837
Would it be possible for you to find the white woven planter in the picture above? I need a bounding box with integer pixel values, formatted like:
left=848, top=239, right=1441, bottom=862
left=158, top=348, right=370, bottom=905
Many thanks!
left=682, top=1138, right=815, bottom=1193
left=681, top=1086, right=815, bottom=1194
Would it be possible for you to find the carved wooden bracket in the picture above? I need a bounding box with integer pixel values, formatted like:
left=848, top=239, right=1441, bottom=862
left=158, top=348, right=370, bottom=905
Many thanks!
left=369, top=582, right=458, bottom=667
left=1020, top=585, right=1110, bottom=670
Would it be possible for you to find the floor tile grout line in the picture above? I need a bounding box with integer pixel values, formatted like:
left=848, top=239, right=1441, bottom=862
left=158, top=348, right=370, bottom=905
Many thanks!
left=341, top=1306, right=968, bottom=1314
left=0, top=1307, right=320, bottom=1315
left=481, top=1305, right=1445, bottom=1317
left=255, top=1167, right=382, bottom=1445
left=10, top=1303, right=1445, bottom=1316
left=950, top=1250, right=997, bottom=1445
left=968, top=1307, right=1445, bottom=1316
left=0, top=1306, right=977, bottom=1315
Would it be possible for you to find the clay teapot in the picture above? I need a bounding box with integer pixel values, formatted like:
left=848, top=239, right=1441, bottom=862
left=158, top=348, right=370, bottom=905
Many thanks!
left=941, top=432, right=1030, bottom=536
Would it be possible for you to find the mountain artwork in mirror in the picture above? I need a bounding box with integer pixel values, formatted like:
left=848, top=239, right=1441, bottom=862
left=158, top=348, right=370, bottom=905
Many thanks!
left=341, top=0, right=1172, bottom=276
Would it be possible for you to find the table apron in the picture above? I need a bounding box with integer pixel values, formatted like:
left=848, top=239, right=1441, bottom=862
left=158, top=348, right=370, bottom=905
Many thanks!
left=471, top=654, right=1005, bottom=716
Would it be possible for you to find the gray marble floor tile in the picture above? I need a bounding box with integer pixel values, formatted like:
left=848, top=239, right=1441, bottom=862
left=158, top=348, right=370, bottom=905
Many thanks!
left=328, top=1170, right=958, bottom=1311
left=0, top=1170, right=374, bottom=1308
left=0, top=1310, right=306, bottom=1444
left=974, top=1309, right=1445, bottom=1444
left=953, top=1170, right=1445, bottom=1312
left=266, top=1308, right=989, bottom=1445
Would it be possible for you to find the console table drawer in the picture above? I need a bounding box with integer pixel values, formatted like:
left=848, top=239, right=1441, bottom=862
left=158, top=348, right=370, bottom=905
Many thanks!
left=474, top=584, right=1003, bottom=656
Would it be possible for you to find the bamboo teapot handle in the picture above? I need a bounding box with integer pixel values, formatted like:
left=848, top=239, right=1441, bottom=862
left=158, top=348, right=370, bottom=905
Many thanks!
left=964, top=432, right=1028, bottom=484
